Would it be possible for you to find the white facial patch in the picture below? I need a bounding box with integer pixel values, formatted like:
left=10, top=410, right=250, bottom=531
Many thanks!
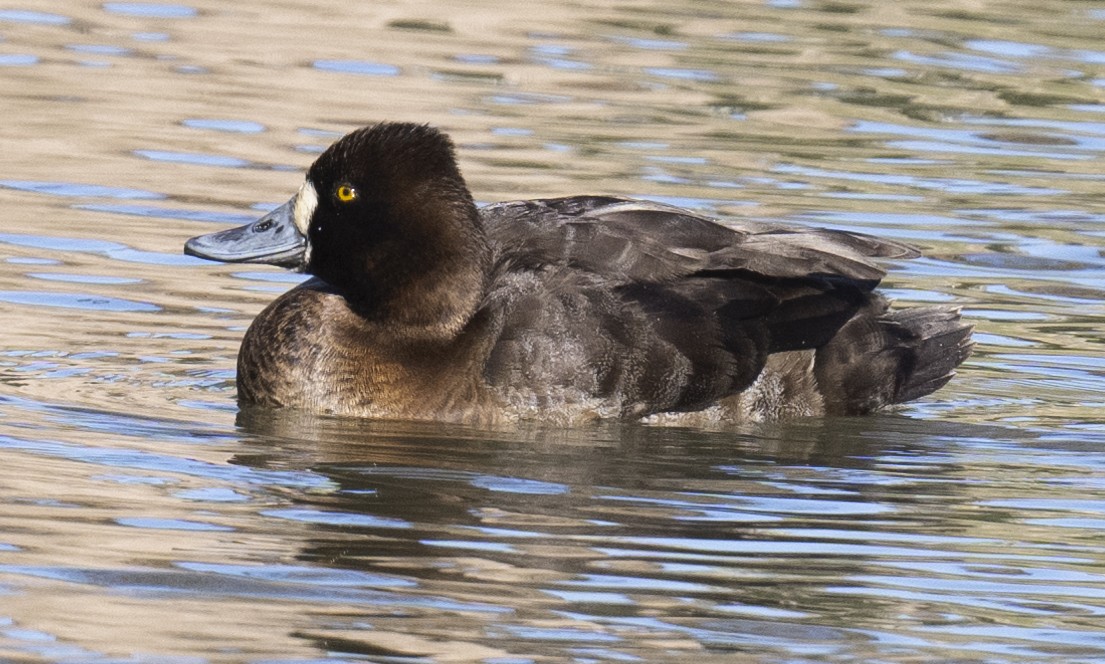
left=292, top=180, right=318, bottom=236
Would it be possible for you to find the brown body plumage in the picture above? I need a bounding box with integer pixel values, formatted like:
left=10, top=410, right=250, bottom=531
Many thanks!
left=185, top=123, right=973, bottom=425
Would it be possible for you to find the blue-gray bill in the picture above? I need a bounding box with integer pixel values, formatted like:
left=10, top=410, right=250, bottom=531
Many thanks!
left=184, top=198, right=306, bottom=269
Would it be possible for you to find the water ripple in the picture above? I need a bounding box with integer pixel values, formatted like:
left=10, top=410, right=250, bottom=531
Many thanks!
left=102, top=3, right=197, bottom=19
left=0, top=290, right=158, bottom=312
left=0, top=180, right=162, bottom=200
left=312, top=59, right=401, bottom=76
left=0, top=10, right=70, bottom=25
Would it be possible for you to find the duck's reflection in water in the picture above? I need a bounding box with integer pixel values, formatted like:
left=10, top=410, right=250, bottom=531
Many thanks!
left=227, top=405, right=1016, bottom=660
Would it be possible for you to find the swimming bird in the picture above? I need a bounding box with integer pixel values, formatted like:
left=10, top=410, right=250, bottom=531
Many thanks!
left=184, top=122, right=972, bottom=426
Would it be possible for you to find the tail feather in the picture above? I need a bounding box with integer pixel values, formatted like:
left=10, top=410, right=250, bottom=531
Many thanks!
left=890, top=307, right=974, bottom=404
left=814, top=304, right=973, bottom=415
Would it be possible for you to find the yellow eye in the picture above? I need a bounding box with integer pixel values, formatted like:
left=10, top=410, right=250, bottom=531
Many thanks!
left=335, top=184, right=358, bottom=203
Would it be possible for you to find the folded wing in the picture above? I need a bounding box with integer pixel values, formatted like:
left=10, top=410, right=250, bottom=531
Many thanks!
left=481, top=195, right=918, bottom=288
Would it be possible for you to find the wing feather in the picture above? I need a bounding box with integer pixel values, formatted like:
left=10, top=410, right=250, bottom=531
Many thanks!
left=481, top=196, right=917, bottom=287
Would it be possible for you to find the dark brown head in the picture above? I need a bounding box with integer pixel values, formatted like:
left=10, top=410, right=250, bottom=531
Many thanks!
left=186, top=122, right=492, bottom=339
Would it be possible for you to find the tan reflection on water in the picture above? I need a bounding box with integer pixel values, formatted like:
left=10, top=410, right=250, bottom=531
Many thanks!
left=1, top=0, right=1104, bottom=661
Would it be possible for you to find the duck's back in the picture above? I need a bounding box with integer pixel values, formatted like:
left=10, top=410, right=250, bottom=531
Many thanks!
left=476, top=196, right=972, bottom=424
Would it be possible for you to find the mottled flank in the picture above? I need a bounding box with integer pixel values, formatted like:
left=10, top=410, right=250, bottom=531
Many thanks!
left=186, top=122, right=973, bottom=426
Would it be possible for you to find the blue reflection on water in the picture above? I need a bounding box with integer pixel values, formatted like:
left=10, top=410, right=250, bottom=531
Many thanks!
left=893, top=50, right=1022, bottom=74
left=115, top=517, right=235, bottom=532
left=102, top=3, right=197, bottom=19
left=0, top=291, right=158, bottom=312
left=183, top=119, right=266, bottom=134
left=775, top=163, right=1066, bottom=196
left=66, top=44, right=131, bottom=56
left=0, top=232, right=210, bottom=266
left=76, top=203, right=255, bottom=225
left=0, top=180, right=162, bottom=199
left=312, top=60, right=400, bottom=77
left=966, top=40, right=1052, bottom=59
left=0, top=10, right=70, bottom=25
left=134, top=150, right=252, bottom=168
left=176, top=561, right=416, bottom=588
left=0, top=431, right=328, bottom=489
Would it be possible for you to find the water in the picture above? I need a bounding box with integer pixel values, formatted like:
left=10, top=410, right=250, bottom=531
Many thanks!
left=1, top=0, right=1104, bottom=661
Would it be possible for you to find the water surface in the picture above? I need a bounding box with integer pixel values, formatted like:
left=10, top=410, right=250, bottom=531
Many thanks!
left=1, top=0, right=1104, bottom=662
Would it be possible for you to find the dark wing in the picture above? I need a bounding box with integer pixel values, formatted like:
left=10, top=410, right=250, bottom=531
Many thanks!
left=480, top=195, right=918, bottom=288
left=477, top=195, right=956, bottom=419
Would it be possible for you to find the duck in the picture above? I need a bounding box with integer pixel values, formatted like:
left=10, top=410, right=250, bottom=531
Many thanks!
left=184, top=122, right=973, bottom=426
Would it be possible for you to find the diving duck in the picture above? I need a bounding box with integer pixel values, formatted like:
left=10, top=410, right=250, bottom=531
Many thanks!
left=185, top=122, right=972, bottom=425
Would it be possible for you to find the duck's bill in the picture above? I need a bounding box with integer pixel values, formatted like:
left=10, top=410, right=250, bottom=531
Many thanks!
left=184, top=198, right=306, bottom=269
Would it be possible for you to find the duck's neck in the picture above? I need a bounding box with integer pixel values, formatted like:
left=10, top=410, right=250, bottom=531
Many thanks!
left=349, top=206, right=491, bottom=343
left=369, top=250, right=489, bottom=342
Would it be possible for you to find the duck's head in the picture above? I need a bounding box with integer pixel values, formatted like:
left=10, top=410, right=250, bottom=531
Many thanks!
left=186, top=122, right=490, bottom=335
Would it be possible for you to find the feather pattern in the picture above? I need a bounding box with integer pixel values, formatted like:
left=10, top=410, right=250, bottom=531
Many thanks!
left=184, top=123, right=972, bottom=426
